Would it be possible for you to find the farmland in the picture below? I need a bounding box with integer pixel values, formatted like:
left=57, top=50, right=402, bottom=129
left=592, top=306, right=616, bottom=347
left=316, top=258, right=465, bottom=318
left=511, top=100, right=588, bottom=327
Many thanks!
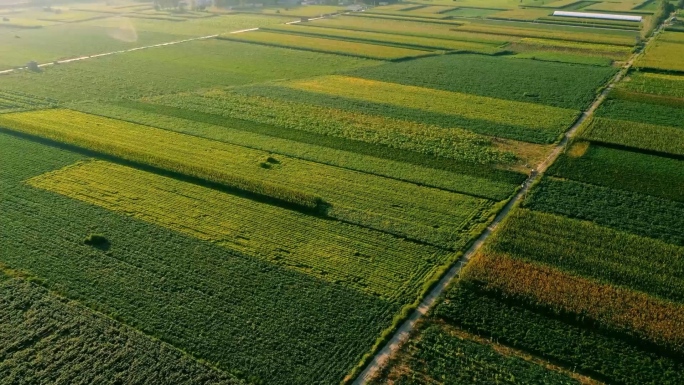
left=0, top=0, right=679, bottom=384
left=367, top=1, right=684, bottom=382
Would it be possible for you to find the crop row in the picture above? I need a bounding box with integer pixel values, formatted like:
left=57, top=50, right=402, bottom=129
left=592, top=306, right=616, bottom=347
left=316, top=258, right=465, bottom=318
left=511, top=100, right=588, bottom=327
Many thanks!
left=372, top=322, right=580, bottom=384
left=147, top=87, right=523, bottom=168
left=74, top=100, right=524, bottom=199
left=596, top=97, right=684, bottom=129
left=0, top=109, right=497, bottom=249
left=463, top=252, right=684, bottom=357
left=0, top=278, right=241, bottom=385
left=523, top=176, right=684, bottom=245
left=550, top=142, right=684, bottom=201
left=1, top=132, right=399, bottom=384
left=283, top=75, right=577, bottom=143
left=216, top=30, right=434, bottom=61
left=306, top=16, right=510, bottom=45
left=0, top=91, right=56, bottom=114
left=347, top=53, right=616, bottom=110
left=434, top=281, right=684, bottom=385
left=583, top=117, right=684, bottom=157
left=611, top=87, right=684, bottom=108
left=487, top=208, right=684, bottom=303
left=262, top=24, right=503, bottom=53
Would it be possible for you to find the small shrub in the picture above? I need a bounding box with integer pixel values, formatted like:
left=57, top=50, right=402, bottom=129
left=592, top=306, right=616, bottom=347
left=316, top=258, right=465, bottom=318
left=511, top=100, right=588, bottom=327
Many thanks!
left=84, top=234, right=110, bottom=250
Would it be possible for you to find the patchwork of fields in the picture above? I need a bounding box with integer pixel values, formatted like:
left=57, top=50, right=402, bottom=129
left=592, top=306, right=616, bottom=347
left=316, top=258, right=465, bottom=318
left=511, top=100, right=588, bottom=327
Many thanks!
left=374, top=11, right=684, bottom=385
left=0, top=0, right=681, bottom=384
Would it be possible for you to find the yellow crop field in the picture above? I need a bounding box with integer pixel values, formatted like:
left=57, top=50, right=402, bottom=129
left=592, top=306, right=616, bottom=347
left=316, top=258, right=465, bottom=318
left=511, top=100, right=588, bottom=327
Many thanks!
left=0, top=109, right=494, bottom=249
left=286, top=75, right=578, bottom=132
left=518, top=38, right=632, bottom=56
left=217, top=30, right=433, bottom=60
left=637, top=39, right=684, bottom=72
left=463, top=253, right=684, bottom=352
left=28, top=160, right=451, bottom=300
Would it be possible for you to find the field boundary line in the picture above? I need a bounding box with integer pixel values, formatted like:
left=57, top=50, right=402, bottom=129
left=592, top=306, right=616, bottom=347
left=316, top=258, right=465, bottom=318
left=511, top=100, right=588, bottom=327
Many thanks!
left=351, top=17, right=663, bottom=385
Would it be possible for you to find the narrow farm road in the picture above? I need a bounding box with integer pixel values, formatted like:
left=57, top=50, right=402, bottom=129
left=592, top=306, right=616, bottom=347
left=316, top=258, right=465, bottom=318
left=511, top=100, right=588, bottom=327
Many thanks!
left=352, top=24, right=663, bottom=385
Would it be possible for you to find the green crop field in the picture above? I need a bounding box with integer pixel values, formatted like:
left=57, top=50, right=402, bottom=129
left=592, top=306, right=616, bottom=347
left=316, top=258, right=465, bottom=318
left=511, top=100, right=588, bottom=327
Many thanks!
left=583, top=117, right=684, bottom=156
left=348, top=53, right=617, bottom=109
left=217, top=30, right=434, bottom=60
left=524, top=177, right=684, bottom=245
left=262, top=24, right=504, bottom=53
left=0, top=278, right=242, bottom=384
left=0, top=1, right=680, bottom=383
left=550, top=142, right=684, bottom=201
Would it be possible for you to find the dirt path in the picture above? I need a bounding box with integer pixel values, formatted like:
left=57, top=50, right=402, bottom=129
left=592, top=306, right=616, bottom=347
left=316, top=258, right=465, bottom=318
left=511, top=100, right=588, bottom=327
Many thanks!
left=352, top=24, right=661, bottom=385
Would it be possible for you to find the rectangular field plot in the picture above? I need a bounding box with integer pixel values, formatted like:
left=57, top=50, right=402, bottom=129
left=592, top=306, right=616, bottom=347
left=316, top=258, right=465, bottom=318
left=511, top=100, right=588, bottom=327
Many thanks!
left=284, top=75, right=578, bottom=142
left=348, top=54, right=616, bottom=110
left=487, top=209, right=684, bottom=304
left=596, top=98, right=684, bottom=129
left=0, top=39, right=377, bottom=103
left=262, top=25, right=503, bottom=53
left=306, top=16, right=510, bottom=44
left=453, top=20, right=638, bottom=46
left=435, top=280, right=684, bottom=385
left=619, top=72, right=684, bottom=99
left=0, top=279, right=240, bottom=385
left=372, top=322, right=581, bottom=385
left=512, top=37, right=632, bottom=59
left=550, top=142, right=684, bottom=201
left=523, top=177, right=684, bottom=246
left=217, top=30, right=433, bottom=60
left=459, top=251, right=684, bottom=372
left=28, top=160, right=452, bottom=300
left=0, top=109, right=498, bottom=249
left=583, top=118, right=684, bottom=157
left=637, top=34, right=684, bottom=72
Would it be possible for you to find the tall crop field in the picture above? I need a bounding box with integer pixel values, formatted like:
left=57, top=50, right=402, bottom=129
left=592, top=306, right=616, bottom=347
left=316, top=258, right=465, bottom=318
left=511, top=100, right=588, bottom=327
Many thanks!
left=0, top=278, right=242, bottom=384
left=434, top=281, right=684, bottom=385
